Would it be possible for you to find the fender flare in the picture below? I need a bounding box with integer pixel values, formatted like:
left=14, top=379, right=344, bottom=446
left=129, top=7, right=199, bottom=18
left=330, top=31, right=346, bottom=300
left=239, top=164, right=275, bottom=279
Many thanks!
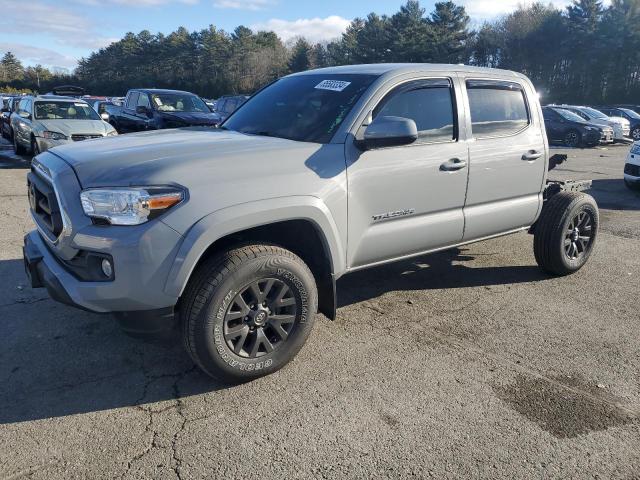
left=163, top=195, right=345, bottom=299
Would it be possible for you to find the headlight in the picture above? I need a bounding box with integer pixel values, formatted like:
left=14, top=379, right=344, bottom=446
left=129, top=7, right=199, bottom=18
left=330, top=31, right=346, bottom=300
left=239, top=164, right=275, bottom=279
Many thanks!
left=106, top=130, right=118, bottom=137
left=80, top=187, right=184, bottom=225
left=42, top=131, right=67, bottom=140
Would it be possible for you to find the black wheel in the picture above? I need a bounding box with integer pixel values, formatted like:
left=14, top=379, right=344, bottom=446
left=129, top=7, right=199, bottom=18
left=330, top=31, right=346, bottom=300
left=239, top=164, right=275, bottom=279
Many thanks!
left=13, top=134, right=26, bottom=155
left=31, top=137, right=40, bottom=157
left=631, top=127, right=640, bottom=142
left=180, top=244, right=317, bottom=382
left=534, top=192, right=598, bottom=276
left=564, top=129, right=581, bottom=148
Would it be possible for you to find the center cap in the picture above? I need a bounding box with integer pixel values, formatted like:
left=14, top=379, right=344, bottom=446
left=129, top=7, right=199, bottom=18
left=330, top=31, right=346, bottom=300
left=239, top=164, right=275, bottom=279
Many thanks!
left=253, top=310, right=268, bottom=326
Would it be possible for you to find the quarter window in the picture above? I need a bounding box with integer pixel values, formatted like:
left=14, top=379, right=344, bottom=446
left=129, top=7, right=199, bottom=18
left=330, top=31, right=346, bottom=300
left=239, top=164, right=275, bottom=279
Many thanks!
left=467, top=81, right=529, bottom=137
left=374, top=79, right=456, bottom=143
left=126, top=92, right=139, bottom=110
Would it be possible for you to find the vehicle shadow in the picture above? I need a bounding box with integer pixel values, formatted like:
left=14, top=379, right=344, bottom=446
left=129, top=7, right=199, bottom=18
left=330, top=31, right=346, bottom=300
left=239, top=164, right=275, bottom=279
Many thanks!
left=588, top=179, right=640, bottom=211
left=0, top=247, right=548, bottom=425
left=337, top=247, right=549, bottom=308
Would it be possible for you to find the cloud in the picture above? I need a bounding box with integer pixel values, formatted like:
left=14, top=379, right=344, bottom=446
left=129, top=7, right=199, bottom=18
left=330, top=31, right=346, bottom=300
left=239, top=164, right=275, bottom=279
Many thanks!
left=0, top=1, right=115, bottom=50
left=251, top=16, right=351, bottom=43
left=459, top=0, right=612, bottom=19
left=0, top=42, right=78, bottom=69
left=214, top=0, right=275, bottom=10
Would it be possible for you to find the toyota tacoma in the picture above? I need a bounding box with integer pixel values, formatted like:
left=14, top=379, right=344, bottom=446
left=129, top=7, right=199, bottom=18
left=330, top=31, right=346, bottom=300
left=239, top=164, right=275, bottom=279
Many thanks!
left=23, top=64, right=599, bottom=382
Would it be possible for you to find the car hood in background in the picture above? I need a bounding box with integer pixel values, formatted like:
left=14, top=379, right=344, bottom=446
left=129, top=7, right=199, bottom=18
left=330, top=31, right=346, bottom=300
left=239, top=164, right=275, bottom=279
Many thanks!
left=158, top=111, right=221, bottom=126
left=48, top=128, right=322, bottom=188
left=36, top=119, right=112, bottom=136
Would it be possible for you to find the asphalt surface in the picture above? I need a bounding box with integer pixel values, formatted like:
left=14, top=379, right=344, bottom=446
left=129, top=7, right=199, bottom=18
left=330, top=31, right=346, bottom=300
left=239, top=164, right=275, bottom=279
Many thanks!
left=1, top=140, right=639, bottom=479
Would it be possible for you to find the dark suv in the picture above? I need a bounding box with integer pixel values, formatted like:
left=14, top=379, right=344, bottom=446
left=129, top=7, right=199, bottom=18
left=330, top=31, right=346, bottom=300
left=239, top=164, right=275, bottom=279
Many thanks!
left=597, top=106, right=640, bottom=141
left=542, top=106, right=611, bottom=147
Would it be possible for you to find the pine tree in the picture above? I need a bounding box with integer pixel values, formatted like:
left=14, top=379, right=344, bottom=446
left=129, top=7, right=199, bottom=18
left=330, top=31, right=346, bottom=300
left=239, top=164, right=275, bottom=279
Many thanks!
left=1, top=52, right=24, bottom=82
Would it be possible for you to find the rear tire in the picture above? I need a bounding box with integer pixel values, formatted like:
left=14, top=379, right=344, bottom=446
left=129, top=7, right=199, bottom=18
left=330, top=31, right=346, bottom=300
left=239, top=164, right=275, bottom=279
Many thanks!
left=534, top=192, right=598, bottom=276
left=631, top=127, right=640, bottom=142
left=180, top=244, right=317, bottom=383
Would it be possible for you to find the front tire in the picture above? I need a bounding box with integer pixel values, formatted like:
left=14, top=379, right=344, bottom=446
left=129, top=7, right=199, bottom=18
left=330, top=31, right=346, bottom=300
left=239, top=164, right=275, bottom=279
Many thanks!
left=31, top=137, right=40, bottom=157
left=631, top=127, right=640, bottom=142
left=180, top=244, right=317, bottom=383
left=13, top=134, right=26, bottom=155
left=564, top=129, right=581, bottom=148
left=534, top=192, right=599, bottom=276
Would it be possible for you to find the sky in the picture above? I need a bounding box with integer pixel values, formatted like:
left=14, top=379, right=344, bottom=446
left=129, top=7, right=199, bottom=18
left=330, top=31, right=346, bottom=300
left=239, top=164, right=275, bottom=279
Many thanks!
left=0, top=0, right=591, bottom=71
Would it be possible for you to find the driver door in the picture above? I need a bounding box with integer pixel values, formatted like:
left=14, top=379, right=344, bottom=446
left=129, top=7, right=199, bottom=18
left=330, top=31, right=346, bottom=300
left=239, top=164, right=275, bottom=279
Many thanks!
left=346, top=78, right=469, bottom=269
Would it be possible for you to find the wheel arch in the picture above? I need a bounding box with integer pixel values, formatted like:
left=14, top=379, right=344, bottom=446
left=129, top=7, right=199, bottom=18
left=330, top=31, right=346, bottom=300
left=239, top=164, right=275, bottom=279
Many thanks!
left=164, top=197, right=345, bottom=320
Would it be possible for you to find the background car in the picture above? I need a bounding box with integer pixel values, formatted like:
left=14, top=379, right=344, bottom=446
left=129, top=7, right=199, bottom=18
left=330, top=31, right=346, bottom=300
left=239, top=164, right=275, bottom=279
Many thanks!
left=109, top=88, right=221, bottom=133
left=88, top=99, right=122, bottom=122
left=597, top=106, right=640, bottom=141
left=542, top=106, right=611, bottom=147
left=10, top=95, right=117, bottom=156
left=1, top=97, right=22, bottom=140
left=215, top=94, right=250, bottom=122
left=624, top=141, right=640, bottom=190
left=559, top=105, right=630, bottom=142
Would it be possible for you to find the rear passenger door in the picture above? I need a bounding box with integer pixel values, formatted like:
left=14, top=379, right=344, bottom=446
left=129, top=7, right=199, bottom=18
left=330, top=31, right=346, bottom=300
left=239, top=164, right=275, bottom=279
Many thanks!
left=461, top=79, right=546, bottom=241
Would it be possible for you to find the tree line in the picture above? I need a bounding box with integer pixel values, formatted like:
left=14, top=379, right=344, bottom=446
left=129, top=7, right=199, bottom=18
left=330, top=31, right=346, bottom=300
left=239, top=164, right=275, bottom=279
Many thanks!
left=1, top=0, right=639, bottom=104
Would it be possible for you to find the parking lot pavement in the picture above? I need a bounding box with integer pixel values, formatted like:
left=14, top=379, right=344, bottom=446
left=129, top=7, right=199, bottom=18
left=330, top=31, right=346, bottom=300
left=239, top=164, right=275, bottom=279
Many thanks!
left=1, top=144, right=639, bottom=479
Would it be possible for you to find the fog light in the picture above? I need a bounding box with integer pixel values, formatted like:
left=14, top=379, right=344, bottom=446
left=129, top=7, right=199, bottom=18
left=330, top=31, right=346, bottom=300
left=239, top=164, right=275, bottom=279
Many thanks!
left=101, top=258, right=113, bottom=278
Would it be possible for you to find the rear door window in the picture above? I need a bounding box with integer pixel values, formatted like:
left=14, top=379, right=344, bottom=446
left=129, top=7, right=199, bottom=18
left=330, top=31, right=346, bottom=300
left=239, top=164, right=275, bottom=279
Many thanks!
left=467, top=80, right=529, bottom=138
left=126, top=92, right=139, bottom=110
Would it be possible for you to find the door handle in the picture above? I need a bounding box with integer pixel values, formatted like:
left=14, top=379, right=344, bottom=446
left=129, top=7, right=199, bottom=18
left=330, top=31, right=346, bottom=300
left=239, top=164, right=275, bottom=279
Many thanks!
left=440, top=158, right=467, bottom=172
left=522, top=150, right=542, bottom=161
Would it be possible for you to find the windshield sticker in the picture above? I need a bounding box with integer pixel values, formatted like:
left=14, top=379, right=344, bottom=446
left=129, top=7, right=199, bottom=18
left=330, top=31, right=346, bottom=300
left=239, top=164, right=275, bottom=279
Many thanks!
left=315, top=80, right=351, bottom=92
left=153, top=97, right=163, bottom=106
left=74, top=103, right=87, bottom=107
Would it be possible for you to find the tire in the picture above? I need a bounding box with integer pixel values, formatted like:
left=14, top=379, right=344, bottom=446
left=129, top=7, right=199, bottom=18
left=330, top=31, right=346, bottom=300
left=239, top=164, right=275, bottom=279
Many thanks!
left=180, top=244, right=318, bottom=383
left=31, top=137, right=40, bottom=157
left=564, top=129, right=581, bottom=148
left=632, top=127, right=640, bottom=142
left=534, top=192, right=599, bottom=276
left=13, top=134, right=26, bottom=155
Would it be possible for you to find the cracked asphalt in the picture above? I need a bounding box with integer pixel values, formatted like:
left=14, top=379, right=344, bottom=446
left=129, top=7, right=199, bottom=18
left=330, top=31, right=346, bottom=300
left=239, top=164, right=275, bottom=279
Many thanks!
left=1, top=142, right=639, bottom=479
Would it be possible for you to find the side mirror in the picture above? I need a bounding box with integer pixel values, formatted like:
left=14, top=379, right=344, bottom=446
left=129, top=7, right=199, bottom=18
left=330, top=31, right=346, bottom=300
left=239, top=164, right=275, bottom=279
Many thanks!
left=136, top=105, right=151, bottom=116
left=1, top=107, right=8, bottom=113
left=361, top=116, right=418, bottom=150
left=19, top=111, right=31, bottom=120
left=101, top=112, right=109, bottom=121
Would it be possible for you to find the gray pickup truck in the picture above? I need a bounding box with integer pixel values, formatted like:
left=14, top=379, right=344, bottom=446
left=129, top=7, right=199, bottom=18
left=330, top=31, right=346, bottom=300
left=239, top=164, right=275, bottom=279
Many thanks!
left=23, top=64, right=598, bottom=382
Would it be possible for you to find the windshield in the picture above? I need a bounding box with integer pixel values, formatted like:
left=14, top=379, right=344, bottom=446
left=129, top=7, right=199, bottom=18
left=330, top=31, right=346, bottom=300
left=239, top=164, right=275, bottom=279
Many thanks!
left=555, top=108, right=587, bottom=123
left=34, top=101, right=100, bottom=120
left=151, top=94, right=209, bottom=113
left=581, top=107, right=608, bottom=119
left=620, top=108, right=640, bottom=119
left=223, top=74, right=378, bottom=144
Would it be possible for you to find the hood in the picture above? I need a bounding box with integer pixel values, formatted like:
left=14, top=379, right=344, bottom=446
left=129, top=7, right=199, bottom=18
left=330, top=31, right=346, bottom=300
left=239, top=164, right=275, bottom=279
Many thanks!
left=49, top=127, right=322, bottom=188
left=37, top=119, right=112, bottom=136
left=607, top=116, right=630, bottom=127
left=158, top=111, right=221, bottom=126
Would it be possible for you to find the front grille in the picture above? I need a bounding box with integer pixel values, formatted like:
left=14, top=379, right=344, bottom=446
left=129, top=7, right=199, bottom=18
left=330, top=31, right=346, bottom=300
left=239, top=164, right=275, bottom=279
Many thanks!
left=27, top=171, right=63, bottom=239
left=71, top=134, right=103, bottom=142
left=624, top=163, right=640, bottom=177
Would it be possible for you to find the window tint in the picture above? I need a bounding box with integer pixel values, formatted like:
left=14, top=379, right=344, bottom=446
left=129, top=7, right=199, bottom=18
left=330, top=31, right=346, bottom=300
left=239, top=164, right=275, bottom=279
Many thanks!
left=374, top=80, right=456, bottom=143
left=126, top=92, right=139, bottom=110
left=467, top=81, right=529, bottom=137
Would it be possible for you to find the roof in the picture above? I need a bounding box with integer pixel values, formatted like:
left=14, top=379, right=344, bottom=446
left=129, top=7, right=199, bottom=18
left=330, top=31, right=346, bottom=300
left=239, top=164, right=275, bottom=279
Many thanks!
left=31, top=95, right=89, bottom=103
left=130, top=88, right=196, bottom=95
left=289, top=63, right=523, bottom=79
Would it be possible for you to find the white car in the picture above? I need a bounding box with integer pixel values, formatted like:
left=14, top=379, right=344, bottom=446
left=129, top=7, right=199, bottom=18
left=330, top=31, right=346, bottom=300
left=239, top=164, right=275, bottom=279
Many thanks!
left=625, top=142, right=640, bottom=190
left=561, top=106, right=630, bottom=142
left=10, top=95, right=117, bottom=156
